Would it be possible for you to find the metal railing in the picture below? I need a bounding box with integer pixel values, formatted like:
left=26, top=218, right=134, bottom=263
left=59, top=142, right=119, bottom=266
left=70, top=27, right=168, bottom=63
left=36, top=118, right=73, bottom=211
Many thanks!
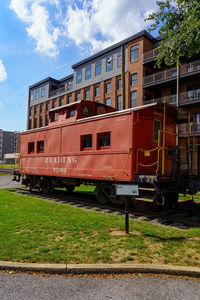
left=144, top=89, right=200, bottom=106
left=49, top=83, right=73, bottom=98
left=143, top=48, right=159, bottom=61
left=143, top=58, right=200, bottom=86
left=143, top=67, right=177, bottom=85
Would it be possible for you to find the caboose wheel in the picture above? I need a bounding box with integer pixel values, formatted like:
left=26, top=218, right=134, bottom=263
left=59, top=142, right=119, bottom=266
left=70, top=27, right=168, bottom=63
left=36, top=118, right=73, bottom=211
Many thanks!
left=39, top=178, right=50, bottom=193
left=162, top=192, right=179, bottom=208
left=94, top=184, right=111, bottom=204
left=65, top=185, right=75, bottom=193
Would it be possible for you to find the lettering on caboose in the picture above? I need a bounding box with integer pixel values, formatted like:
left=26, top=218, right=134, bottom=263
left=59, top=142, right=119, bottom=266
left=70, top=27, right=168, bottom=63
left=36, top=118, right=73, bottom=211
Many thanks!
left=44, top=156, right=77, bottom=165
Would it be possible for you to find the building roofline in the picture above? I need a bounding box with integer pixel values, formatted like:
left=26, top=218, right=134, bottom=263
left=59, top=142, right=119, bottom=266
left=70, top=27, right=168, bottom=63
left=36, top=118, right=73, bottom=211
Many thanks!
left=29, top=74, right=74, bottom=90
left=59, top=74, right=73, bottom=82
left=72, top=30, right=156, bottom=69
left=29, top=77, right=59, bottom=89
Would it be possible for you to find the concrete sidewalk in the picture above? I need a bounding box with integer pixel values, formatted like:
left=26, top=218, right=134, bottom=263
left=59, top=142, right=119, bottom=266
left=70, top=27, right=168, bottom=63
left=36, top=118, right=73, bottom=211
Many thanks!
left=0, top=261, right=200, bottom=277
left=0, top=175, right=23, bottom=189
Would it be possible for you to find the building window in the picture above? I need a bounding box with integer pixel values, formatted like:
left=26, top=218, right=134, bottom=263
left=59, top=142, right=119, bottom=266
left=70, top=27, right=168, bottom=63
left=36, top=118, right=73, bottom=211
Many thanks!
left=39, top=116, right=43, bottom=127
left=130, top=73, right=137, bottom=86
left=85, top=89, right=90, bottom=100
left=95, top=61, right=102, bottom=76
left=153, top=120, right=161, bottom=142
left=76, top=92, right=81, bottom=101
left=117, top=52, right=121, bottom=67
left=59, top=98, right=64, bottom=106
left=130, top=91, right=137, bottom=108
left=106, top=82, right=111, bottom=94
left=68, top=95, right=72, bottom=103
left=34, top=118, right=37, bottom=128
left=41, top=87, right=45, bottom=97
left=45, top=114, right=49, bottom=126
left=34, top=107, right=38, bottom=114
left=117, top=95, right=122, bottom=110
left=53, top=100, right=57, bottom=108
left=98, top=132, right=110, bottom=148
left=28, top=142, right=35, bottom=154
left=28, top=119, right=32, bottom=130
left=37, top=141, right=44, bottom=153
left=81, top=135, right=92, bottom=150
left=35, top=89, right=39, bottom=100
left=130, top=45, right=139, bottom=62
left=85, top=65, right=91, bottom=80
left=117, top=79, right=121, bottom=90
left=106, top=56, right=113, bottom=72
left=29, top=108, right=32, bottom=116
left=76, top=69, right=82, bottom=83
left=30, top=91, right=34, bottom=101
left=40, top=104, right=43, bottom=113
left=95, top=86, right=100, bottom=97
left=46, top=102, right=50, bottom=111
left=170, top=88, right=177, bottom=103
left=105, top=98, right=111, bottom=106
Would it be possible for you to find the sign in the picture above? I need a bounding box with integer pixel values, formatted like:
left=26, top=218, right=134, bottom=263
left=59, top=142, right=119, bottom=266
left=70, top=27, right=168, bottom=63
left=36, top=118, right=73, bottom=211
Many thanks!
left=116, top=184, right=139, bottom=196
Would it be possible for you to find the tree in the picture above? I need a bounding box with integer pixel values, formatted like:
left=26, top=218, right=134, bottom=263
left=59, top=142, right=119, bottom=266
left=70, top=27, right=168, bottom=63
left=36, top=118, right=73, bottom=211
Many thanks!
left=145, top=0, right=200, bottom=68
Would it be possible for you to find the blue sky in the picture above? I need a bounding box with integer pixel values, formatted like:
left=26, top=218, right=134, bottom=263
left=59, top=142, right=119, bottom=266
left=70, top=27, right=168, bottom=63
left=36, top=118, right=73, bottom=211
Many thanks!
left=0, top=0, right=157, bottom=132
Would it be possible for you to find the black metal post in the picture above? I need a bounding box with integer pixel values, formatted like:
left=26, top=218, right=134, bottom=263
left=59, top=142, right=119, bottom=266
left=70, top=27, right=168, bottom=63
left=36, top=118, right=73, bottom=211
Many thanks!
left=125, top=197, right=129, bottom=234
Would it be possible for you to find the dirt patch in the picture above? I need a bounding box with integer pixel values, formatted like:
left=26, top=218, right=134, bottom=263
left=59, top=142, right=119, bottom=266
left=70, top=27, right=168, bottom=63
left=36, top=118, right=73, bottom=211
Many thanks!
left=14, top=229, right=33, bottom=235
left=109, top=228, right=141, bottom=236
left=186, top=237, right=200, bottom=241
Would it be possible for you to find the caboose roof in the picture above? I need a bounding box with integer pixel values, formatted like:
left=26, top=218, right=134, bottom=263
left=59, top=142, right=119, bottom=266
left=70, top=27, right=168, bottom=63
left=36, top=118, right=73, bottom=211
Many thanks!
left=73, top=101, right=188, bottom=124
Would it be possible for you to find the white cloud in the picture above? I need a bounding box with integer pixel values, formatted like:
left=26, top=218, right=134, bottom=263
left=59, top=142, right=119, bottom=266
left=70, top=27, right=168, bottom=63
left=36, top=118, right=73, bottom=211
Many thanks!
left=0, top=59, right=7, bottom=82
left=10, top=0, right=60, bottom=57
left=65, top=0, right=157, bottom=52
left=9, top=0, right=157, bottom=56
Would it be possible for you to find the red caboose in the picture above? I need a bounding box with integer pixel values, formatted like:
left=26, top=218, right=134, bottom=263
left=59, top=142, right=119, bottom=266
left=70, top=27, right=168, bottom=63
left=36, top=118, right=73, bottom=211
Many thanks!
left=20, top=100, right=187, bottom=206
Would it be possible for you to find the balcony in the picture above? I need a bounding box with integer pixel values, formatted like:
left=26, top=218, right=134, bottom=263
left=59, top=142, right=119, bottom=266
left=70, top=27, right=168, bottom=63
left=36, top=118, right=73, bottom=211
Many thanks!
left=179, top=89, right=200, bottom=105
left=49, top=82, right=73, bottom=98
left=143, top=89, right=200, bottom=106
left=143, top=48, right=159, bottom=62
left=143, top=68, right=177, bottom=86
left=179, top=123, right=200, bottom=136
left=143, top=59, right=200, bottom=87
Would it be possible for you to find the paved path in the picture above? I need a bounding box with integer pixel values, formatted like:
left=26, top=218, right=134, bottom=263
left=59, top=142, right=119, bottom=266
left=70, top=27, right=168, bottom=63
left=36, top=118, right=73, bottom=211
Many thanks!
left=0, top=175, right=23, bottom=189
left=0, top=272, right=199, bottom=300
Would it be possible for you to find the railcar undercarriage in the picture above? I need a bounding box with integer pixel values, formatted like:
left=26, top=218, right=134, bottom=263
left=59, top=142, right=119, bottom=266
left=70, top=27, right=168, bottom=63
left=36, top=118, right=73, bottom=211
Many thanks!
left=21, top=173, right=199, bottom=212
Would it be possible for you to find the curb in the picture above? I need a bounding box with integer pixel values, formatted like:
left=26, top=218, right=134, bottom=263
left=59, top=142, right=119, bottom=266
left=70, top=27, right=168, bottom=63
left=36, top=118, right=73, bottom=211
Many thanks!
left=0, top=261, right=200, bottom=277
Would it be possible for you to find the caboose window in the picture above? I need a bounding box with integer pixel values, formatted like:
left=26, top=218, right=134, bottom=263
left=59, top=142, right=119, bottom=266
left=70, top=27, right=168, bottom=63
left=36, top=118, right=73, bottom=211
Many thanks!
left=28, top=142, right=35, bottom=154
left=98, top=132, right=110, bottom=148
left=52, top=112, right=58, bottom=121
left=37, top=141, right=44, bottom=153
left=153, top=119, right=161, bottom=142
left=69, top=109, right=76, bottom=118
left=81, top=135, right=92, bottom=150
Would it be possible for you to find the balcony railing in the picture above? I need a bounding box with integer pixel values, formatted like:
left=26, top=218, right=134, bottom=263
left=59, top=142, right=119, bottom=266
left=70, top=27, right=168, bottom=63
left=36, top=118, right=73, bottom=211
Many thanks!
left=143, top=68, right=177, bottom=85
left=143, top=48, right=159, bottom=61
left=143, top=59, right=200, bottom=86
left=179, top=123, right=200, bottom=136
left=143, top=89, right=200, bottom=106
left=179, top=89, right=200, bottom=104
left=49, top=82, right=73, bottom=98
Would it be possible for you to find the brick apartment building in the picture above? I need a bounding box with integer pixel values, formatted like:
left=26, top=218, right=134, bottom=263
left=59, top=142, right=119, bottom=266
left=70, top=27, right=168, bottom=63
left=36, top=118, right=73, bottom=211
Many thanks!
left=27, top=29, right=200, bottom=170
left=0, top=129, right=20, bottom=161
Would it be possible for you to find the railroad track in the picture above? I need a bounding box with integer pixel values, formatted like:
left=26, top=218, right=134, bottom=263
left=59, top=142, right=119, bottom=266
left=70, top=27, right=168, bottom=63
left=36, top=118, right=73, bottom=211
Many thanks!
left=13, top=188, right=200, bottom=229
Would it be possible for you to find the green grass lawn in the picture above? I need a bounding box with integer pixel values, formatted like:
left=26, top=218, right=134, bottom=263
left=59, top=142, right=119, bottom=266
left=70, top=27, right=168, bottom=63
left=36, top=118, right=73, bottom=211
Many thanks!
left=0, top=164, right=18, bottom=169
left=0, top=189, right=200, bottom=267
